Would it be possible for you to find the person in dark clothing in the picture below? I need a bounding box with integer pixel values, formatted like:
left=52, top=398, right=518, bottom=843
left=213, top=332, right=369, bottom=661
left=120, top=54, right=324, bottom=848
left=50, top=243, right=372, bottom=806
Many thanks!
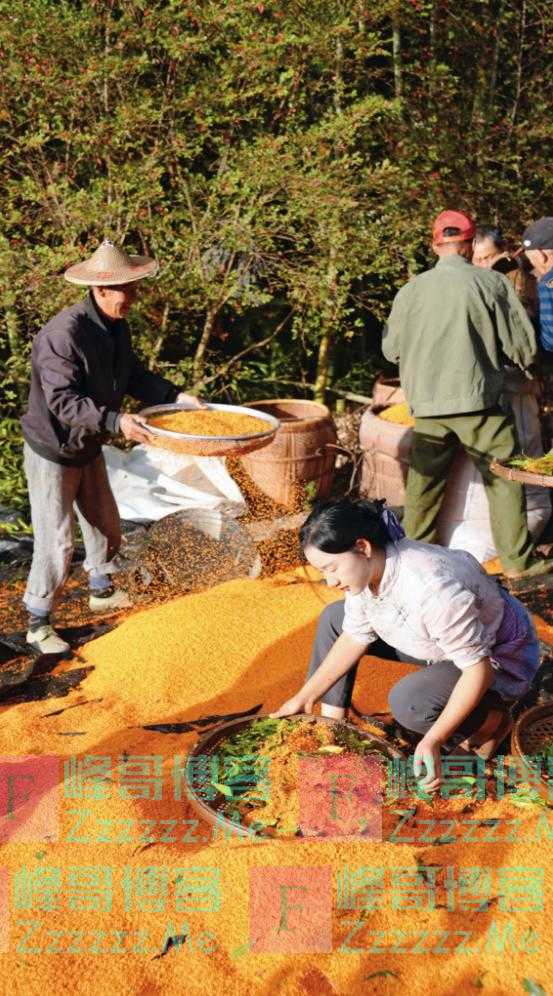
left=21, top=240, right=202, bottom=655
left=517, top=217, right=553, bottom=353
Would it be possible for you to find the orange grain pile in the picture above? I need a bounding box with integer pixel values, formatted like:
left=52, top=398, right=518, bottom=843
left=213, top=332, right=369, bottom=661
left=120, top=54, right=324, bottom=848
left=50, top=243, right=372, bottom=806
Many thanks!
left=148, top=410, right=269, bottom=437
left=1, top=569, right=553, bottom=995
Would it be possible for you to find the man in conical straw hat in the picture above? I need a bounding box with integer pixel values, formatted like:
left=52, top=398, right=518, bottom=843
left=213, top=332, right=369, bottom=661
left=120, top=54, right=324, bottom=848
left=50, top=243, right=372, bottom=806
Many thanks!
left=20, top=240, right=203, bottom=655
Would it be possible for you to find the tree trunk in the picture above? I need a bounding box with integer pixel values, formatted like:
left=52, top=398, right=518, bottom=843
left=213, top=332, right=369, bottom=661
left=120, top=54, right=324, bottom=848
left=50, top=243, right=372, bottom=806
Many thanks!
left=148, top=302, right=170, bottom=370
left=5, top=309, right=27, bottom=405
left=500, top=0, right=526, bottom=182
left=508, top=0, right=526, bottom=135
left=192, top=307, right=218, bottom=385
left=391, top=14, right=403, bottom=104
left=314, top=243, right=338, bottom=403
left=103, top=3, right=113, bottom=211
left=487, top=0, right=503, bottom=123
left=469, top=63, right=487, bottom=168
left=428, top=0, right=439, bottom=101
left=315, top=40, right=345, bottom=405
left=313, top=324, right=334, bottom=403
left=333, top=37, right=344, bottom=115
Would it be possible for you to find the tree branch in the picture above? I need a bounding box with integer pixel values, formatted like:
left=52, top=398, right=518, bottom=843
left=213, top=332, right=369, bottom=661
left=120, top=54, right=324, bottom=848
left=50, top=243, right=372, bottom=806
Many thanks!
left=192, top=310, right=293, bottom=392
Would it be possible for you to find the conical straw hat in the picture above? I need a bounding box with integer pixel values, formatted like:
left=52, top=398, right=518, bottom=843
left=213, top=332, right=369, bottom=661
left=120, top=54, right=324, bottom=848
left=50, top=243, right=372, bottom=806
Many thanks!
left=64, top=239, right=158, bottom=286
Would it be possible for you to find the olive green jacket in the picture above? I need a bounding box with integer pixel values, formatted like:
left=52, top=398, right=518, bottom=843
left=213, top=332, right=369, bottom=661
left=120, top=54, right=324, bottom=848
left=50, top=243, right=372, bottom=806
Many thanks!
left=381, top=255, right=537, bottom=417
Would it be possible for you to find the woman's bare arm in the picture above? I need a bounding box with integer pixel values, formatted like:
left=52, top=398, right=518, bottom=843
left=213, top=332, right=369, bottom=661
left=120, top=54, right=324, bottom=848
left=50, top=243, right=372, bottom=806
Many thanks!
left=271, top=633, right=366, bottom=717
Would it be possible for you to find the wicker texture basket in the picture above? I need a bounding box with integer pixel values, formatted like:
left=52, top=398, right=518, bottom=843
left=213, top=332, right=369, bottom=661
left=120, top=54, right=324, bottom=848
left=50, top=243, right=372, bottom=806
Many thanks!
left=239, top=399, right=337, bottom=510
left=512, top=702, right=553, bottom=758
left=185, top=714, right=402, bottom=838
left=491, top=460, right=553, bottom=489
left=359, top=405, right=413, bottom=506
left=139, top=402, right=279, bottom=457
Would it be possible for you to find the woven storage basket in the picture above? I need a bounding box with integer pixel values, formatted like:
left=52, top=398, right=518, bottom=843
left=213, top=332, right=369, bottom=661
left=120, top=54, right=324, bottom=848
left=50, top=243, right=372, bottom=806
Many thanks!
left=185, top=714, right=403, bottom=839
left=491, top=460, right=553, bottom=489
left=239, top=399, right=337, bottom=510
left=359, top=404, right=413, bottom=505
left=139, top=402, right=279, bottom=457
left=512, top=702, right=553, bottom=759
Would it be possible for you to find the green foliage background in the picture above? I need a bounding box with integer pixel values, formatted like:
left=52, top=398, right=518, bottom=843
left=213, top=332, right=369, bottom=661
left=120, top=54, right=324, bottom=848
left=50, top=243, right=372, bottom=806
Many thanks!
left=0, top=0, right=551, bottom=522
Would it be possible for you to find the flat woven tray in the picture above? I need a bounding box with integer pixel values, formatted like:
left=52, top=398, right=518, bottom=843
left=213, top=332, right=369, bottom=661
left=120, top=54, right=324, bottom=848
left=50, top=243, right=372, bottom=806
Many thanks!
left=512, top=702, right=553, bottom=759
left=139, top=402, right=279, bottom=457
left=491, top=459, right=553, bottom=489
left=185, top=714, right=403, bottom=839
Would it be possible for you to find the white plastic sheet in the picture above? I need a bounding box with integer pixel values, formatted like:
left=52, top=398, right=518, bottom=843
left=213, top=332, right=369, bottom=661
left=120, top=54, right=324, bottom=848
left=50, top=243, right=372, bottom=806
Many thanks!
left=437, top=388, right=551, bottom=562
left=102, top=443, right=246, bottom=522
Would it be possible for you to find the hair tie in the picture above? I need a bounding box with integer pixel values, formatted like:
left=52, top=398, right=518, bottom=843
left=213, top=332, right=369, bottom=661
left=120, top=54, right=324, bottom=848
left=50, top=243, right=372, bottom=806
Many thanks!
left=375, top=500, right=406, bottom=542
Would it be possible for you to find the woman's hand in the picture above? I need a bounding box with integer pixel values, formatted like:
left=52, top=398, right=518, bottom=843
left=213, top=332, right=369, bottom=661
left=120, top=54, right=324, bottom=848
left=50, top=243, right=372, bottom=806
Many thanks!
left=176, top=391, right=206, bottom=409
left=270, top=693, right=315, bottom=719
left=413, top=735, right=443, bottom=794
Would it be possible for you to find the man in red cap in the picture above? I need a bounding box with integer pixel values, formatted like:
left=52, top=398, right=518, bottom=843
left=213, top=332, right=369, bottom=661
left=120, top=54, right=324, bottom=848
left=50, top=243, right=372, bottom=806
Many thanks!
left=382, top=209, right=552, bottom=585
left=432, top=209, right=477, bottom=245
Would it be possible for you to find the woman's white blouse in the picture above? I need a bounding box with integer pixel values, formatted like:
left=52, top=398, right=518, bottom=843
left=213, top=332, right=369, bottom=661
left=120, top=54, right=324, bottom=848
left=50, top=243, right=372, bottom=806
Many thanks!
left=341, top=539, right=507, bottom=669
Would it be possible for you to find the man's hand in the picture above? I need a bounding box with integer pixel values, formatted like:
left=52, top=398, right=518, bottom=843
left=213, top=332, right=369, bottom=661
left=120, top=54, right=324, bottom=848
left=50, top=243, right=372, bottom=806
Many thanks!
left=270, top=693, right=314, bottom=719
left=413, top=735, right=443, bottom=794
left=176, top=391, right=206, bottom=409
left=119, top=413, right=152, bottom=444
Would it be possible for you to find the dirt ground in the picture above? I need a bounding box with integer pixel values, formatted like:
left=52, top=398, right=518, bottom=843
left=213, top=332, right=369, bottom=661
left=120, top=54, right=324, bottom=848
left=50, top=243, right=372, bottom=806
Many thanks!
left=1, top=418, right=553, bottom=996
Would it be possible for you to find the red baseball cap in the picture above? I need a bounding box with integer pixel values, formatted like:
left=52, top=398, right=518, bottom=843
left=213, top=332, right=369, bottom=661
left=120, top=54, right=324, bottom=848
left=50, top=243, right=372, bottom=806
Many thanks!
left=432, top=210, right=476, bottom=244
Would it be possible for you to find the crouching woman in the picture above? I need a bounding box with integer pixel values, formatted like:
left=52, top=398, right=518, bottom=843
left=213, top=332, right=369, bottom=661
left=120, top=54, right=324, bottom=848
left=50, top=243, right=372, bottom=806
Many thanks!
left=272, top=498, right=540, bottom=791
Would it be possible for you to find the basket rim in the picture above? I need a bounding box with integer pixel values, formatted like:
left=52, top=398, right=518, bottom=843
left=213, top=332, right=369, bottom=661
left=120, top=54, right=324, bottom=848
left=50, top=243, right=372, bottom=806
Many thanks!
left=244, top=398, right=334, bottom=430
left=512, top=701, right=553, bottom=757
left=491, top=459, right=553, bottom=489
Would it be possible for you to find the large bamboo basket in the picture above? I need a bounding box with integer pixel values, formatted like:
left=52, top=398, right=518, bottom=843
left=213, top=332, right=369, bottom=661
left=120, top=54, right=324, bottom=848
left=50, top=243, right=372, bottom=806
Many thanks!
left=239, top=399, right=337, bottom=510
left=359, top=404, right=413, bottom=506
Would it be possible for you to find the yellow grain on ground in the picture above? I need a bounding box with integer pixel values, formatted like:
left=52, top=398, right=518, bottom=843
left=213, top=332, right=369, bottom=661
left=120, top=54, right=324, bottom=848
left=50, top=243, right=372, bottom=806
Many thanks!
left=1, top=568, right=552, bottom=995
left=377, top=402, right=415, bottom=427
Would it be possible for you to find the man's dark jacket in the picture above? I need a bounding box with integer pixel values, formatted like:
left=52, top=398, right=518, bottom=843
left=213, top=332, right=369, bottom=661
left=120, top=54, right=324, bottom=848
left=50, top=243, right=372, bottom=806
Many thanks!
left=21, top=294, right=179, bottom=466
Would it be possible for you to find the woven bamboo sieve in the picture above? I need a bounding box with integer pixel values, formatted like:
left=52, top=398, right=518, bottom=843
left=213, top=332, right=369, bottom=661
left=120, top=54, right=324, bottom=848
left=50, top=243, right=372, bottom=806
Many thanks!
left=491, top=460, right=553, bottom=489
left=512, top=702, right=553, bottom=760
left=185, top=714, right=403, bottom=839
left=138, top=402, right=279, bottom=457
left=239, top=399, right=337, bottom=510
